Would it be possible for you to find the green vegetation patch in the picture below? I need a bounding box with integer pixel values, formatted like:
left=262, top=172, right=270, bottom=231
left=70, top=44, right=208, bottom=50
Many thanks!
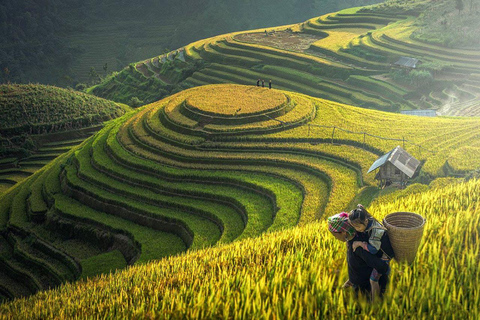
left=0, top=84, right=125, bottom=137
left=80, top=250, right=127, bottom=280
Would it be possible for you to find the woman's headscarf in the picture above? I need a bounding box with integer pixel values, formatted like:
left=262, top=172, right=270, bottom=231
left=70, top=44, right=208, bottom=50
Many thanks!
left=327, top=212, right=356, bottom=239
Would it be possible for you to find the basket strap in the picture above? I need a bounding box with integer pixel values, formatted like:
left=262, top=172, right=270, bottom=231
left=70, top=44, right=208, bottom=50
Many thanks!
left=380, top=248, right=393, bottom=261
left=366, top=225, right=387, bottom=232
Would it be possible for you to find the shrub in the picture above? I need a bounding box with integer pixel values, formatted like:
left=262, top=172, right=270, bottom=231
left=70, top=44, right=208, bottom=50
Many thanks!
left=409, top=69, right=433, bottom=88
left=129, top=97, right=144, bottom=108
left=390, top=68, right=433, bottom=89
left=75, top=83, right=87, bottom=92
left=21, top=136, right=36, bottom=151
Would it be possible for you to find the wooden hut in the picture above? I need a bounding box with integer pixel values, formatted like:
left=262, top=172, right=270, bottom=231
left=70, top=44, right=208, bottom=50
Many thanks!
left=368, top=146, right=420, bottom=188
left=394, top=56, right=419, bottom=69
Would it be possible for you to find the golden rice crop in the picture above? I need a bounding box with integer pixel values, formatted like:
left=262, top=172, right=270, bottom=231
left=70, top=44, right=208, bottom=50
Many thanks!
left=119, top=85, right=480, bottom=179
left=186, top=84, right=287, bottom=116
left=125, top=109, right=359, bottom=220
left=2, top=178, right=479, bottom=319
left=264, top=93, right=480, bottom=176
left=126, top=121, right=358, bottom=221
left=312, top=29, right=366, bottom=52
left=222, top=141, right=378, bottom=186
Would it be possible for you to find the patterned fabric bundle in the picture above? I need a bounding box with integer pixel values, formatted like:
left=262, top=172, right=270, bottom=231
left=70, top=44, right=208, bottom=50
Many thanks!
left=327, top=212, right=356, bottom=238
left=365, top=219, right=387, bottom=253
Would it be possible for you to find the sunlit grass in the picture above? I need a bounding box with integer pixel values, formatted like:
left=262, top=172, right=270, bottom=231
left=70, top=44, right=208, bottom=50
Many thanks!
left=2, top=178, right=479, bottom=318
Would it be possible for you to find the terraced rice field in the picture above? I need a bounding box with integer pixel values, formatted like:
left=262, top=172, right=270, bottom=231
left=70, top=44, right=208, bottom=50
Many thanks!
left=1, top=84, right=479, bottom=302
left=93, top=5, right=480, bottom=117
left=0, top=130, right=107, bottom=197
left=0, top=84, right=129, bottom=197
left=2, top=133, right=480, bottom=318
left=142, top=8, right=412, bottom=112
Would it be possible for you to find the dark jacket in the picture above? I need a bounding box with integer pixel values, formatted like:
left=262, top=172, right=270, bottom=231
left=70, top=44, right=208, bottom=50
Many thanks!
left=347, top=232, right=390, bottom=293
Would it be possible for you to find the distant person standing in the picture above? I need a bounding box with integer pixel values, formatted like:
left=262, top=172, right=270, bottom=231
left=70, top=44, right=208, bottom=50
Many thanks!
left=269, top=80, right=272, bottom=89
left=257, top=79, right=260, bottom=86
left=262, top=80, right=265, bottom=87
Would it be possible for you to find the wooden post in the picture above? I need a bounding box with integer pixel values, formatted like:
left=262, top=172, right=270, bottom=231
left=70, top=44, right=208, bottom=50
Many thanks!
left=363, top=132, right=366, bottom=148
left=331, top=127, right=336, bottom=144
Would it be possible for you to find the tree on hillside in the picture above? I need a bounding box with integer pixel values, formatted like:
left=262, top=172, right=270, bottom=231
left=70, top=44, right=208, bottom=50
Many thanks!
left=3, top=67, right=10, bottom=84
left=129, top=96, right=144, bottom=108
left=89, top=67, right=100, bottom=85
left=409, top=70, right=433, bottom=89
left=456, top=0, right=464, bottom=14
left=0, top=0, right=74, bottom=85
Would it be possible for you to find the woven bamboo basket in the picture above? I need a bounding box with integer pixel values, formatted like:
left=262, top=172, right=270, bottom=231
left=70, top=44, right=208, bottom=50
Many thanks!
left=383, top=212, right=426, bottom=264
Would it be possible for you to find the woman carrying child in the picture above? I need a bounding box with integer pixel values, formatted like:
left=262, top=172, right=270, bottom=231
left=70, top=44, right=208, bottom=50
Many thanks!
left=327, top=212, right=390, bottom=300
left=348, top=204, right=395, bottom=301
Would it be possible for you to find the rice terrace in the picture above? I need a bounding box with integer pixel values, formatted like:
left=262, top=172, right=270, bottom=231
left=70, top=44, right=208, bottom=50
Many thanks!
left=1, top=0, right=480, bottom=318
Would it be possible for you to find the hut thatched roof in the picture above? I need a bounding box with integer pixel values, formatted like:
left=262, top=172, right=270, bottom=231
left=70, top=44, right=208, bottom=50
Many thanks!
left=368, top=146, right=420, bottom=178
left=394, top=57, right=419, bottom=69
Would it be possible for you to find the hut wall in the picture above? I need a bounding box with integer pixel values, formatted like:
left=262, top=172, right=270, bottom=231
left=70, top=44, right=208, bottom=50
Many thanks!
left=378, top=162, right=404, bottom=182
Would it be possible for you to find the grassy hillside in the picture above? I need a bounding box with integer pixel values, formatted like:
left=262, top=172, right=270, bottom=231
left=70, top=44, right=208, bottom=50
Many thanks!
left=0, top=84, right=128, bottom=156
left=0, top=84, right=126, bottom=137
left=90, top=0, right=480, bottom=117
left=0, top=84, right=129, bottom=196
left=0, top=136, right=105, bottom=197
left=380, top=0, right=480, bottom=48
left=0, top=84, right=479, bottom=303
left=0, top=175, right=478, bottom=318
